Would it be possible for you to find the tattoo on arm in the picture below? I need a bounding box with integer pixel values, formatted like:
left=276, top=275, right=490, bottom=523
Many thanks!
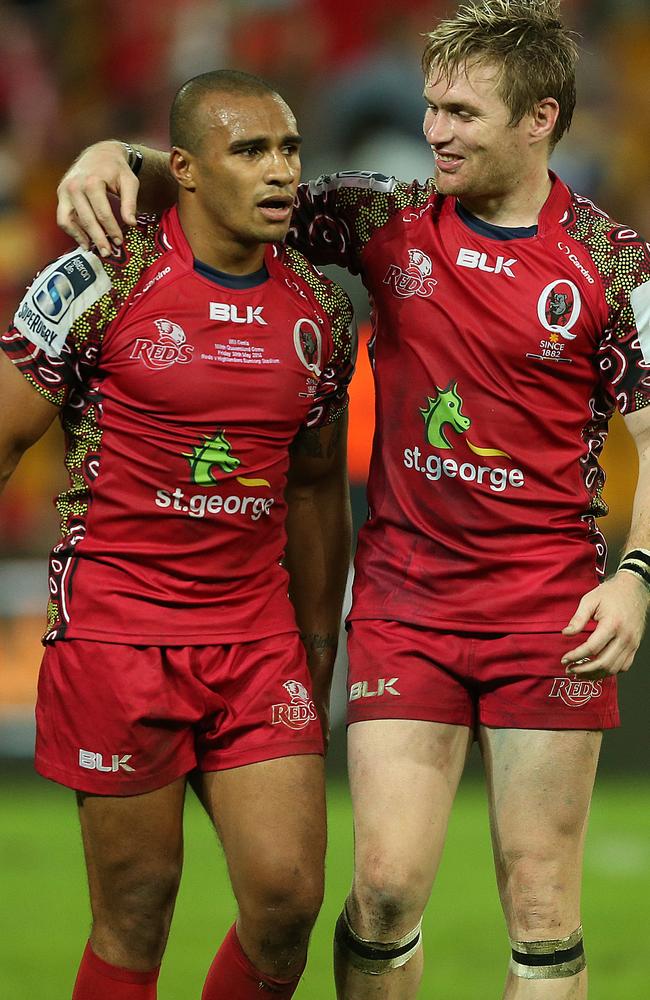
left=300, top=632, right=338, bottom=655
left=290, top=427, right=323, bottom=458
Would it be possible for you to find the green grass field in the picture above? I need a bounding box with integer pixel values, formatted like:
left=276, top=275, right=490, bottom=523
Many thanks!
left=1, top=772, right=648, bottom=999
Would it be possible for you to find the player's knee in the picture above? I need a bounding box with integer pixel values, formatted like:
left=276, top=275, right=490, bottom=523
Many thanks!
left=241, top=864, right=324, bottom=944
left=93, top=862, right=181, bottom=960
left=352, top=868, right=425, bottom=937
left=502, top=853, right=572, bottom=934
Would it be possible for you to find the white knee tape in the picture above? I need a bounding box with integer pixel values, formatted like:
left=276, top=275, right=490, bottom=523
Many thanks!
left=510, top=925, right=586, bottom=979
left=335, top=906, right=422, bottom=975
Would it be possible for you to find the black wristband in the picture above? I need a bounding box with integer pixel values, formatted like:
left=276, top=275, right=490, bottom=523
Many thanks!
left=617, top=549, right=650, bottom=590
left=122, top=142, right=143, bottom=177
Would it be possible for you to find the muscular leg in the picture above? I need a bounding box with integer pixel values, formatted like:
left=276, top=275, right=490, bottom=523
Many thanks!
left=335, top=719, right=472, bottom=1000
left=199, top=753, right=326, bottom=987
left=77, top=777, right=186, bottom=969
left=480, top=727, right=602, bottom=1000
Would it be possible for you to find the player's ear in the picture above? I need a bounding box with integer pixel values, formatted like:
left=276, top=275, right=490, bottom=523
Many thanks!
left=170, top=147, right=197, bottom=191
left=530, top=97, right=559, bottom=147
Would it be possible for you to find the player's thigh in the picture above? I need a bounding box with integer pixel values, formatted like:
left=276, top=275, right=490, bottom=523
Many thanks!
left=200, top=754, right=327, bottom=914
left=348, top=718, right=472, bottom=910
left=480, top=726, right=601, bottom=931
left=78, top=776, right=187, bottom=910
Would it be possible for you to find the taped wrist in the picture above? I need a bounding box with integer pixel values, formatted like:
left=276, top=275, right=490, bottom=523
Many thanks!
left=334, top=905, right=422, bottom=975
left=509, top=925, right=586, bottom=979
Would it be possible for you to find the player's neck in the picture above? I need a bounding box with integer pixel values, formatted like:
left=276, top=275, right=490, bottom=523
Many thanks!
left=179, top=213, right=267, bottom=275
left=458, top=167, right=553, bottom=229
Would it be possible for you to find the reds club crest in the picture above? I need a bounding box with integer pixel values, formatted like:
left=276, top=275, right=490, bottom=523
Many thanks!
left=549, top=677, right=602, bottom=707
left=130, top=318, right=194, bottom=370
left=383, top=248, right=437, bottom=299
left=271, top=680, right=317, bottom=730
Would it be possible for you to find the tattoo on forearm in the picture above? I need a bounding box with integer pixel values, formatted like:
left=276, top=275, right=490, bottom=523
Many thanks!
left=290, top=427, right=323, bottom=458
left=300, top=632, right=338, bottom=654
left=326, top=419, right=342, bottom=458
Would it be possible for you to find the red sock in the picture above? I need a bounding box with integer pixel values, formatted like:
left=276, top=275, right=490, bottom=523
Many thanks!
left=72, top=941, right=160, bottom=999
left=201, top=924, right=304, bottom=999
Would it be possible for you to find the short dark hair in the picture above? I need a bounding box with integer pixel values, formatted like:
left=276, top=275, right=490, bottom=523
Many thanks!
left=422, top=1, right=579, bottom=148
left=170, top=70, right=281, bottom=153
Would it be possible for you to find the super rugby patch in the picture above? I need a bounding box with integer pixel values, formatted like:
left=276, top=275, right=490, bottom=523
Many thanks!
left=14, top=249, right=111, bottom=357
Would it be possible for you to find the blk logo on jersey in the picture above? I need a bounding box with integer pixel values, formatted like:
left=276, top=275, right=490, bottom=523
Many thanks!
left=548, top=677, right=602, bottom=707
left=130, top=318, right=194, bottom=369
left=210, top=302, right=267, bottom=325
left=271, top=680, right=317, bottom=730
left=456, top=248, right=517, bottom=278
left=384, top=249, right=437, bottom=298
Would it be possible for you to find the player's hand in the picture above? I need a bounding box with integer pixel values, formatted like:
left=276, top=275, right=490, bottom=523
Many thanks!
left=561, top=572, right=649, bottom=678
left=56, top=140, right=139, bottom=257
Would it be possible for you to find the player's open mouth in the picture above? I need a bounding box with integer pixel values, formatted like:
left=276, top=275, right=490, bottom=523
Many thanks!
left=434, top=152, right=464, bottom=172
left=258, top=197, right=294, bottom=222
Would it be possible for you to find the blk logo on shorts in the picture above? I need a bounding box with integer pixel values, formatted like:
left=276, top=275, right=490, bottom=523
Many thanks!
left=271, top=680, right=317, bottom=730
left=349, top=677, right=400, bottom=701
left=79, top=749, right=135, bottom=772
left=548, top=678, right=602, bottom=707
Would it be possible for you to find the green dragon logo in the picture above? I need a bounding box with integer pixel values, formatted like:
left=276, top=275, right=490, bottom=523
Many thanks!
left=420, top=383, right=510, bottom=457
left=185, top=430, right=269, bottom=487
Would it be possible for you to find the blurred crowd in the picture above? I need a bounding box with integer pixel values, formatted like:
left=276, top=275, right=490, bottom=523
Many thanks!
left=1, top=0, right=649, bottom=556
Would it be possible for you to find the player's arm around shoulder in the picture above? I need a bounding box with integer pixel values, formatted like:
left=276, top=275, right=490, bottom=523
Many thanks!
left=57, top=139, right=174, bottom=257
left=562, top=405, right=650, bottom=679
left=285, top=410, right=352, bottom=747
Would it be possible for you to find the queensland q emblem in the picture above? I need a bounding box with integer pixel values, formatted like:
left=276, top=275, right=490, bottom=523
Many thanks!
left=537, top=279, right=582, bottom=340
left=293, top=318, right=322, bottom=377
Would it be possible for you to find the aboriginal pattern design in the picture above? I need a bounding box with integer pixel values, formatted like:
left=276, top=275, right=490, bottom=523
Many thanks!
left=282, top=244, right=356, bottom=426
left=3, top=216, right=165, bottom=639
left=561, top=194, right=650, bottom=543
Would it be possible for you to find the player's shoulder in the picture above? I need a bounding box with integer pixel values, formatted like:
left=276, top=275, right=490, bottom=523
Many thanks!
left=564, top=189, right=650, bottom=273
left=12, top=214, right=167, bottom=359
left=302, top=171, right=437, bottom=218
left=278, top=243, right=354, bottom=324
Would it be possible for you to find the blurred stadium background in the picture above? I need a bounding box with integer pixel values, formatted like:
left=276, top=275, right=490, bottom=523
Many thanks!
left=0, top=1, right=649, bottom=997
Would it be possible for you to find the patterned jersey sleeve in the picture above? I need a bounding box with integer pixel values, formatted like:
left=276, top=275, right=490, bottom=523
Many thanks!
left=1, top=248, right=115, bottom=406
left=288, top=171, right=402, bottom=274
left=306, top=286, right=357, bottom=429
left=592, top=226, right=650, bottom=415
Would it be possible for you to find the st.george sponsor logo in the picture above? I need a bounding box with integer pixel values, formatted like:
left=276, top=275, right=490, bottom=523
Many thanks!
left=155, top=487, right=273, bottom=521
left=404, top=448, right=524, bottom=493
left=155, top=429, right=274, bottom=520
left=403, top=382, right=525, bottom=493
left=79, top=749, right=135, bottom=772
left=349, top=677, right=400, bottom=701
left=271, top=680, right=317, bottom=730
left=548, top=677, right=602, bottom=707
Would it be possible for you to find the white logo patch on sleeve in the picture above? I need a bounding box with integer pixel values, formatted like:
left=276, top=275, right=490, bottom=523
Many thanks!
left=631, top=278, right=650, bottom=363
left=13, top=249, right=112, bottom=357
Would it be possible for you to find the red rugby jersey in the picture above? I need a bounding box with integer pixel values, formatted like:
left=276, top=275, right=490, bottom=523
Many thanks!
left=289, top=172, right=650, bottom=631
left=2, top=207, right=355, bottom=644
